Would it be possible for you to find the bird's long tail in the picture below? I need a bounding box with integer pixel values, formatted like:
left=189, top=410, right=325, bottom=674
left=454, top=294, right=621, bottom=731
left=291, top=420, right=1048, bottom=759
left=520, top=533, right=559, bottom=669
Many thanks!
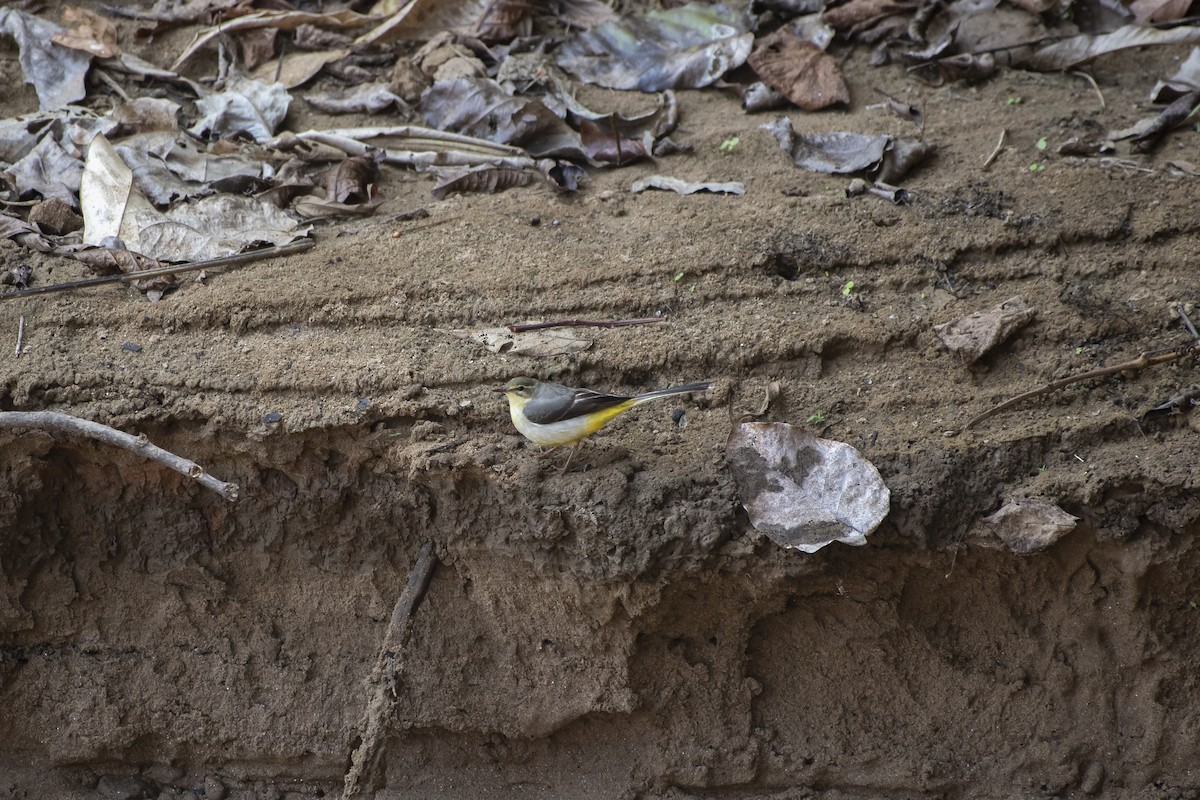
left=631, top=381, right=714, bottom=405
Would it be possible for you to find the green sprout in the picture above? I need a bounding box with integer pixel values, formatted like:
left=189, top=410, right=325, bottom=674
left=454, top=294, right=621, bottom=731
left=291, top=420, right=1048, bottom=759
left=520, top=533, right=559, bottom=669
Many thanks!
left=674, top=271, right=685, bottom=282
left=1029, top=162, right=1046, bottom=173
left=1036, top=136, right=1048, bottom=151
left=841, top=280, right=856, bottom=296
left=1006, top=96, right=1023, bottom=105
left=1075, top=346, right=1084, bottom=355
left=807, top=410, right=827, bottom=425
left=719, top=135, right=740, bottom=154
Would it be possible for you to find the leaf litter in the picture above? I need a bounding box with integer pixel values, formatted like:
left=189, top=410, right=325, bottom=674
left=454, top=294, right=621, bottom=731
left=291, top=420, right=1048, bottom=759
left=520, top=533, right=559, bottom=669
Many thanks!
left=2, top=0, right=1200, bottom=304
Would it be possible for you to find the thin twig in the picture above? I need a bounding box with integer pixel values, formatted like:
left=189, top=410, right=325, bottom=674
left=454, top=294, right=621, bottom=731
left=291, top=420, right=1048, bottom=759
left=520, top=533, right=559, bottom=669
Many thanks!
left=968, top=345, right=1195, bottom=428
left=0, top=240, right=315, bottom=302
left=982, top=128, right=1007, bottom=170
left=15, top=315, right=24, bottom=357
left=1071, top=70, right=1105, bottom=111
left=0, top=411, right=239, bottom=500
left=508, top=317, right=668, bottom=333
left=93, top=68, right=131, bottom=101
left=342, top=540, right=438, bottom=800
left=1178, top=305, right=1200, bottom=341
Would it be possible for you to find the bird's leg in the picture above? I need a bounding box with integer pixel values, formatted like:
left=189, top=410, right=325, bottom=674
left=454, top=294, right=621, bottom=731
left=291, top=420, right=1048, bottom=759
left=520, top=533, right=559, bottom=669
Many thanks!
left=559, top=443, right=581, bottom=475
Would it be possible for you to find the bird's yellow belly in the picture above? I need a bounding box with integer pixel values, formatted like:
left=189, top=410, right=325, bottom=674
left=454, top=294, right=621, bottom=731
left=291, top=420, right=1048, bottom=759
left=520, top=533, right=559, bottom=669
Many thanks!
left=511, top=406, right=624, bottom=446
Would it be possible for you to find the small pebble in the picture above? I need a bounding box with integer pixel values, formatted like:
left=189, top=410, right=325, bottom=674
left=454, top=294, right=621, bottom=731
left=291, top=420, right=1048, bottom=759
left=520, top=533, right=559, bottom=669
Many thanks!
left=529, top=216, right=541, bottom=226
left=671, top=408, right=687, bottom=429
left=121, top=342, right=143, bottom=353
left=356, top=397, right=371, bottom=411
left=262, top=411, right=283, bottom=424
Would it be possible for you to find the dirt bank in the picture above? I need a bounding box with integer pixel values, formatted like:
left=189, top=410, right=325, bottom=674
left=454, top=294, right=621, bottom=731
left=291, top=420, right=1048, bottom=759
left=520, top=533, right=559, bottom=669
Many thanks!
left=2, top=19, right=1200, bottom=800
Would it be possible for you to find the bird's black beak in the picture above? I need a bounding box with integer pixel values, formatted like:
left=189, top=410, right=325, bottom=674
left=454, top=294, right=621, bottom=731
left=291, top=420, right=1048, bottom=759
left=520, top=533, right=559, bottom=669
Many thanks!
left=494, top=386, right=508, bottom=393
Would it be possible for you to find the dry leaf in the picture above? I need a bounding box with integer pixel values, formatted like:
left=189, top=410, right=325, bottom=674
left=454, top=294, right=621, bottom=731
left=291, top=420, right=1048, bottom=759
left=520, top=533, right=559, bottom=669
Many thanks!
left=431, top=165, right=536, bottom=199
left=979, top=500, right=1078, bottom=554
left=189, top=76, right=292, bottom=143
left=450, top=327, right=593, bottom=357
left=748, top=28, right=849, bottom=112
left=359, top=0, right=534, bottom=45
left=727, top=422, right=890, bottom=553
left=934, top=296, right=1036, bottom=366
left=0, top=8, right=93, bottom=110
left=250, top=49, right=351, bottom=89
left=1130, top=0, right=1193, bottom=23
left=52, top=6, right=120, bottom=59
left=556, top=2, right=754, bottom=92
left=630, top=175, right=745, bottom=195
left=1021, top=24, right=1200, bottom=72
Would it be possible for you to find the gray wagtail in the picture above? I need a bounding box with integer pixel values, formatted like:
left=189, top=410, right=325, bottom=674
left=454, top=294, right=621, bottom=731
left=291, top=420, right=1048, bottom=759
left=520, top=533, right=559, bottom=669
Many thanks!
left=497, top=376, right=712, bottom=467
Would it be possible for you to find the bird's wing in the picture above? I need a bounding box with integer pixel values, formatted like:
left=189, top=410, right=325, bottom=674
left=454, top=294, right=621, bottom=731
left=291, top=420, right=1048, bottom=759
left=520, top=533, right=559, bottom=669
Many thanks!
left=523, top=385, right=632, bottom=425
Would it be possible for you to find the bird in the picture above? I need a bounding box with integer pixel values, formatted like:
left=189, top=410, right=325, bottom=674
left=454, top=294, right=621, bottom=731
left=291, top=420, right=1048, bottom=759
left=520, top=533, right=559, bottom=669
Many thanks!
left=497, top=376, right=713, bottom=470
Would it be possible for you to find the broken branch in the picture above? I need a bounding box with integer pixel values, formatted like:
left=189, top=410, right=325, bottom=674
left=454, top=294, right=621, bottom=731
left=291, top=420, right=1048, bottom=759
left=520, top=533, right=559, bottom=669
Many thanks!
left=342, top=540, right=439, bottom=800
left=0, top=240, right=315, bottom=302
left=0, top=411, right=239, bottom=501
left=508, top=317, right=668, bottom=333
left=967, top=344, right=1196, bottom=428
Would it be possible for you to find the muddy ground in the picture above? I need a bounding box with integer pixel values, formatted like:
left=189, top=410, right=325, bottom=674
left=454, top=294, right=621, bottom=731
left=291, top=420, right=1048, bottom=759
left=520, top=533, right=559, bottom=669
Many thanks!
left=2, top=15, right=1200, bottom=800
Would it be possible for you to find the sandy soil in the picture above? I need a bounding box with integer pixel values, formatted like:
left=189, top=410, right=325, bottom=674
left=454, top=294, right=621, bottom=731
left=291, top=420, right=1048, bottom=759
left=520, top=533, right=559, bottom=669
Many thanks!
left=2, top=10, right=1200, bottom=800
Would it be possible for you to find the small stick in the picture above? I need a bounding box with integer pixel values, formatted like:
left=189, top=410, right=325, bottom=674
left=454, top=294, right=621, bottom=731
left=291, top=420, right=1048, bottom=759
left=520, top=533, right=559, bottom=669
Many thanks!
left=508, top=317, right=667, bottom=333
left=0, top=240, right=315, bottom=302
left=1071, top=70, right=1105, bottom=111
left=0, top=411, right=239, bottom=500
left=1178, top=305, right=1199, bottom=341
left=93, top=68, right=130, bottom=101
left=967, top=345, right=1194, bottom=428
left=15, top=315, right=24, bottom=357
left=982, top=128, right=1007, bottom=170
left=342, top=540, right=438, bottom=800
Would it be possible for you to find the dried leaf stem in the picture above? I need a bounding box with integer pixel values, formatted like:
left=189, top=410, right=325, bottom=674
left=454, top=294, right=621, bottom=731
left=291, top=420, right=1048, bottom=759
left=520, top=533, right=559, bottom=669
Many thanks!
left=508, top=317, right=668, bottom=333
left=0, top=411, right=239, bottom=500
left=0, top=240, right=314, bottom=302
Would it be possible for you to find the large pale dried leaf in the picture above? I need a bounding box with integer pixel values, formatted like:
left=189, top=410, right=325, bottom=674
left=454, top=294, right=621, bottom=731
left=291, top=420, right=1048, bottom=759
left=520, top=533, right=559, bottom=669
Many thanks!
left=360, top=0, right=533, bottom=45
left=934, top=296, right=1036, bottom=366
left=79, top=134, right=161, bottom=249
left=1152, top=46, right=1200, bottom=103
left=980, top=500, right=1078, bottom=554
left=451, top=327, right=593, bottom=357
left=556, top=3, right=754, bottom=91
left=727, top=422, right=890, bottom=553
left=52, top=7, right=120, bottom=59
left=748, top=28, right=849, bottom=111
left=630, top=175, right=745, bottom=195
left=4, top=133, right=83, bottom=207
left=136, top=195, right=309, bottom=262
left=1021, top=24, right=1200, bottom=72
left=250, top=49, right=351, bottom=89
left=0, top=8, right=93, bottom=110
left=189, top=76, right=292, bottom=143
